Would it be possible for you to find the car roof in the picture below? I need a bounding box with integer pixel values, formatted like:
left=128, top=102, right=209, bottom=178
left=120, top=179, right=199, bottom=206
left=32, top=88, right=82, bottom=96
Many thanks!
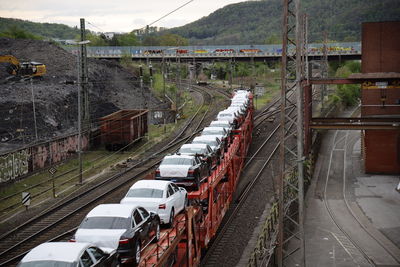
left=87, top=204, right=137, bottom=218
left=164, top=154, right=194, bottom=160
left=21, top=242, right=91, bottom=263
left=180, top=143, right=208, bottom=149
left=130, top=180, right=170, bottom=190
left=210, top=120, right=230, bottom=125
left=193, top=135, right=220, bottom=141
left=203, top=127, right=225, bottom=131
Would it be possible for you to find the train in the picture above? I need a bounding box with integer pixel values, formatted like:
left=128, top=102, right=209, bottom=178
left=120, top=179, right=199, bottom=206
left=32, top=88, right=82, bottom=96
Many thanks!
left=19, top=90, right=254, bottom=267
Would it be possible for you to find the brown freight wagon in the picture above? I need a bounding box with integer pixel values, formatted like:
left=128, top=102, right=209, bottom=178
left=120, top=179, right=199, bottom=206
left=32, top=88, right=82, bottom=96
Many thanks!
left=100, top=109, right=148, bottom=151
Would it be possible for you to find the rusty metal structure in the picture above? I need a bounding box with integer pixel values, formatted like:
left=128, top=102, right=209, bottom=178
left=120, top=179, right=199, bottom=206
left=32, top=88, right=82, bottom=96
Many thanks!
left=277, top=0, right=305, bottom=266
left=304, top=21, right=400, bottom=175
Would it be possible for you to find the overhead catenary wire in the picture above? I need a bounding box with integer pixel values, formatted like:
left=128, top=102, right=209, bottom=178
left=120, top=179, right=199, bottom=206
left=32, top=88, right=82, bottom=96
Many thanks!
left=146, top=0, right=195, bottom=28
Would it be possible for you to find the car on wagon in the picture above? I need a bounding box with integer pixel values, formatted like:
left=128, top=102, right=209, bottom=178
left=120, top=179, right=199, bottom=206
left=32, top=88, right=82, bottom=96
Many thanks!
left=201, top=127, right=229, bottom=150
left=155, top=154, right=209, bottom=190
left=209, top=120, right=234, bottom=143
left=120, top=180, right=187, bottom=226
left=217, top=109, right=241, bottom=129
left=178, top=143, right=219, bottom=169
left=191, top=135, right=224, bottom=162
left=72, top=204, right=160, bottom=266
left=17, top=242, right=119, bottom=267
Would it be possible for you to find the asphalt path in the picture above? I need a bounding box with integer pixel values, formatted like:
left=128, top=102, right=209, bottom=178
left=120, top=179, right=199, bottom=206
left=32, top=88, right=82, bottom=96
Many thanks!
left=302, top=126, right=400, bottom=267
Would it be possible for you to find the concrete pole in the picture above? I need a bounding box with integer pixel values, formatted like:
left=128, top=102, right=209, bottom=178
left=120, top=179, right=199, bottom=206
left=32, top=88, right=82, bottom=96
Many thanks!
left=30, top=78, right=38, bottom=141
left=77, top=46, right=83, bottom=185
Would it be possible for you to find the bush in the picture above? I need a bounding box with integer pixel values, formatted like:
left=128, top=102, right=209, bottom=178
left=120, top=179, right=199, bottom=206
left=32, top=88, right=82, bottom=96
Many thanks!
left=333, top=61, right=361, bottom=107
left=0, top=25, right=42, bottom=40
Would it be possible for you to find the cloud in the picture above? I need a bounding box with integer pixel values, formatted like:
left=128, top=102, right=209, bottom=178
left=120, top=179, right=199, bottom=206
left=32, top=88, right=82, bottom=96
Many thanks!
left=0, top=0, right=246, bottom=32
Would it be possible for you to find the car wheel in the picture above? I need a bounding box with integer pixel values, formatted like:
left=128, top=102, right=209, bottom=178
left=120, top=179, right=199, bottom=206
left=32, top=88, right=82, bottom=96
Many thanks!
left=154, top=223, right=160, bottom=242
left=168, top=208, right=175, bottom=227
left=134, top=242, right=141, bottom=266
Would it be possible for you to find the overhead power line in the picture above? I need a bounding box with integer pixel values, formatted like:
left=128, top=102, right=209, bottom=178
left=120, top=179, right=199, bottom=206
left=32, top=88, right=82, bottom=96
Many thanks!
left=147, top=0, right=195, bottom=27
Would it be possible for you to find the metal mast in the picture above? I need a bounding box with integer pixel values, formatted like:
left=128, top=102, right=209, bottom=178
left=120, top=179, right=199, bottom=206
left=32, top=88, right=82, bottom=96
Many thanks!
left=277, top=0, right=305, bottom=266
left=80, top=18, right=90, bottom=131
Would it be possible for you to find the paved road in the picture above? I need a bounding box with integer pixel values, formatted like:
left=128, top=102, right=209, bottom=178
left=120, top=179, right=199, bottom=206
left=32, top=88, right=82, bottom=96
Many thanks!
left=301, top=128, right=400, bottom=267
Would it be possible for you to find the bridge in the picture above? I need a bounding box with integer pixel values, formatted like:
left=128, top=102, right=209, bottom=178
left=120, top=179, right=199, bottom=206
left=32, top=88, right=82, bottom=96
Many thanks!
left=64, top=42, right=361, bottom=61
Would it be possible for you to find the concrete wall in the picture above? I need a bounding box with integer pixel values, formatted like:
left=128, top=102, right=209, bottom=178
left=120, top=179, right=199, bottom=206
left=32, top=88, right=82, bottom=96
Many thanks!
left=0, top=134, right=89, bottom=184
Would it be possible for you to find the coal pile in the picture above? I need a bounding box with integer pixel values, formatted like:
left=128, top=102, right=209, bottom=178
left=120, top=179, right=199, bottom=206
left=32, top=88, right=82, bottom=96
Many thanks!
left=0, top=38, right=161, bottom=150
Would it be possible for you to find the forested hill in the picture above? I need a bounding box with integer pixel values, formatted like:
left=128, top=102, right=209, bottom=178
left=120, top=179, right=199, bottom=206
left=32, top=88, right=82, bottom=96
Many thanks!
left=167, top=0, right=400, bottom=45
left=0, top=17, right=80, bottom=39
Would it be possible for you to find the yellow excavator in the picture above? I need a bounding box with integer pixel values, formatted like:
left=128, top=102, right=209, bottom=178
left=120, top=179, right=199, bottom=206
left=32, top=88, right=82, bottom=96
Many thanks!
left=0, top=55, right=46, bottom=79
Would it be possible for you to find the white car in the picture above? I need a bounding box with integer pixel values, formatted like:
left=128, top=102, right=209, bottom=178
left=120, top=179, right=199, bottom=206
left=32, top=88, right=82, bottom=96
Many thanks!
left=178, top=143, right=218, bottom=169
left=121, top=180, right=187, bottom=226
left=18, top=242, right=118, bottom=267
left=192, top=135, right=224, bottom=161
left=209, top=120, right=233, bottom=131
left=217, top=109, right=241, bottom=128
left=73, top=204, right=160, bottom=266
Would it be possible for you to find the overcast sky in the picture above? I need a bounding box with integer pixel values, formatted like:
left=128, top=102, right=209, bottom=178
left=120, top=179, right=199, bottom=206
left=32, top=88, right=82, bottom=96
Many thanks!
left=0, top=0, right=246, bottom=32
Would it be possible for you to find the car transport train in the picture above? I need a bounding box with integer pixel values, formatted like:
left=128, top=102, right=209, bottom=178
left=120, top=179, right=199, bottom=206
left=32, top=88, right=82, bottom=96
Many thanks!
left=20, top=89, right=254, bottom=267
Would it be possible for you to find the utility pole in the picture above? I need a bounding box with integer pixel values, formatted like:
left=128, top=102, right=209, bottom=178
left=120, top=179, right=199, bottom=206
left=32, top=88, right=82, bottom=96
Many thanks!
left=77, top=48, right=83, bottom=185
left=149, top=63, right=153, bottom=108
left=176, top=56, right=181, bottom=113
left=30, top=78, right=38, bottom=141
left=321, top=31, right=328, bottom=113
left=71, top=18, right=91, bottom=186
left=277, top=0, right=305, bottom=266
left=80, top=18, right=90, bottom=131
left=162, top=55, right=166, bottom=102
left=229, top=58, right=233, bottom=91
left=139, top=65, right=144, bottom=109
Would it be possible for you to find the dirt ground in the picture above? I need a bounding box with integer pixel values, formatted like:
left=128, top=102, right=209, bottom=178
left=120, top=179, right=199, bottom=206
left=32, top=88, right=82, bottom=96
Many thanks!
left=0, top=38, right=163, bottom=150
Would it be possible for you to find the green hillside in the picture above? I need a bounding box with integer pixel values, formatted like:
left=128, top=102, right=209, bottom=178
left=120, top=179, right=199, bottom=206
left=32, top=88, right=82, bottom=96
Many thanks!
left=0, top=17, right=80, bottom=39
left=166, top=0, right=400, bottom=45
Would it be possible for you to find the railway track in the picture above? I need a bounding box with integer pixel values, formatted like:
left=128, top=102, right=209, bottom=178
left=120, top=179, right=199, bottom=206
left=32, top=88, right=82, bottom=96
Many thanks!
left=323, top=130, right=400, bottom=266
left=200, top=94, right=294, bottom=266
left=0, top=84, right=220, bottom=266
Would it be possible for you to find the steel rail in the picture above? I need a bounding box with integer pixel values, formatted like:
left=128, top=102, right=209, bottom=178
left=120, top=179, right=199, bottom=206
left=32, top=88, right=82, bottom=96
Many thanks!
left=0, top=85, right=215, bottom=265
left=323, top=131, right=375, bottom=266
left=201, top=96, right=297, bottom=266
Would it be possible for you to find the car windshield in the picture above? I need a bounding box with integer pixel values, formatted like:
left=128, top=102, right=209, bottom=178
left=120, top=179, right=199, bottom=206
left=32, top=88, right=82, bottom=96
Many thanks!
left=18, top=261, right=74, bottom=267
left=126, top=188, right=163, bottom=198
left=79, top=216, right=129, bottom=229
left=212, top=123, right=229, bottom=127
left=203, top=129, right=224, bottom=135
left=219, top=113, right=232, bottom=117
left=179, top=147, right=206, bottom=154
left=193, top=140, right=217, bottom=147
left=161, top=157, right=193, bottom=165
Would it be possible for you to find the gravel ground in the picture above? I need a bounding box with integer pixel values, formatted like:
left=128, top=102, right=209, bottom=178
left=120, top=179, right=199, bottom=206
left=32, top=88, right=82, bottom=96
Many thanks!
left=0, top=85, right=228, bottom=236
left=0, top=38, right=163, bottom=146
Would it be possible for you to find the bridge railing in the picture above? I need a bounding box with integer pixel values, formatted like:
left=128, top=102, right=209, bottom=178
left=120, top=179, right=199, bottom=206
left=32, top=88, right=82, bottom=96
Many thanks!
left=63, top=42, right=361, bottom=58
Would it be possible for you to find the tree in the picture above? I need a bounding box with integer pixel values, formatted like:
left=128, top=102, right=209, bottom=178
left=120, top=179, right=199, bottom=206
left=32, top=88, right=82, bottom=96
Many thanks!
left=86, top=33, right=108, bottom=46
left=142, top=35, right=161, bottom=46
left=0, top=25, right=42, bottom=40
left=116, top=32, right=140, bottom=46
left=265, top=33, right=281, bottom=44
left=159, top=33, right=188, bottom=46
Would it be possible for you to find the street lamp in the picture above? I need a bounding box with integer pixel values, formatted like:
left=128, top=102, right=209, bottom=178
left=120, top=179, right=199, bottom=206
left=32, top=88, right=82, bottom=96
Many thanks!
left=67, top=39, right=90, bottom=185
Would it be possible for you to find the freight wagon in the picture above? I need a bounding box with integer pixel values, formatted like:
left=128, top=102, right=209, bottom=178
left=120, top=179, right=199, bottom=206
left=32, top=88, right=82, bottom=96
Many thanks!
left=138, top=93, right=254, bottom=266
left=100, top=109, right=148, bottom=151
